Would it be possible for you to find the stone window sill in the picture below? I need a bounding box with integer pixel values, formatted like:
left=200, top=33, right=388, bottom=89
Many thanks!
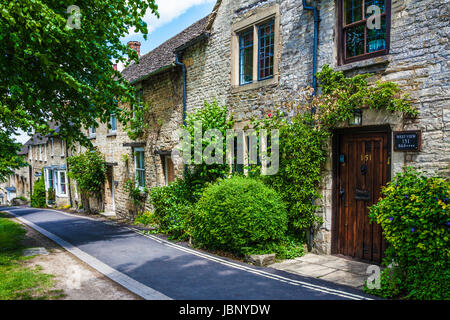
left=335, top=55, right=390, bottom=73
left=231, top=76, right=278, bottom=94
left=107, top=132, right=117, bottom=137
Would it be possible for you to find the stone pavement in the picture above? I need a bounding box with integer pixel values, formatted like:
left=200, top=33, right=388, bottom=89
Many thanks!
left=269, top=254, right=375, bottom=289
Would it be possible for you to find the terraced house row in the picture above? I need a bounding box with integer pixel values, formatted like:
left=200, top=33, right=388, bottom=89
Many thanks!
left=2, top=0, right=448, bottom=264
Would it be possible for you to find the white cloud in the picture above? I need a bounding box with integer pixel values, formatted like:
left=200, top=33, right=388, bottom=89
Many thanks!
left=127, top=0, right=215, bottom=37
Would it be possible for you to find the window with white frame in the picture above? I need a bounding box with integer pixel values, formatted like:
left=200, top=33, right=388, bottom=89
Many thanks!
left=50, top=138, right=54, bottom=156
left=89, top=126, right=96, bottom=138
left=134, top=148, right=145, bottom=189
left=44, top=168, right=55, bottom=191
left=109, top=114, right=117, bottom=133
left=29, top=145, right=32, bottom=160
left=231, top=4, right=280, bottom=89
left=39, top=144, right=42, bottom=161
left=61, top=140, right=65, bottom=157
left=57, top=171, right=67, bottom=196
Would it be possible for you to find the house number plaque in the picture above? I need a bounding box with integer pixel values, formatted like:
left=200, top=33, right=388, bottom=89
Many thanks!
left=394, top=131, right=421, bottom=152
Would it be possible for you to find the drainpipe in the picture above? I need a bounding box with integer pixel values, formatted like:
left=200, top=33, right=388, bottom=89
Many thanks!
left=303, top=0, right=320, bottom=251
left=302, top=0, right=320, bottom=97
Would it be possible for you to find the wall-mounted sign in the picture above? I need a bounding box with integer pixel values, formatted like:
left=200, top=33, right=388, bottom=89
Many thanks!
left=394, top=131, right=421, bottom=152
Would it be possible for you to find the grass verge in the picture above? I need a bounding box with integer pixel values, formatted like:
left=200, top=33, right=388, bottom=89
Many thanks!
left=0, top=212, right=64, bottom=300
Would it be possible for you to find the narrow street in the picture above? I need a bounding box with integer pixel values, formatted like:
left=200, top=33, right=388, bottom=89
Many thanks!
left=2, top=206, right=376, bottom=300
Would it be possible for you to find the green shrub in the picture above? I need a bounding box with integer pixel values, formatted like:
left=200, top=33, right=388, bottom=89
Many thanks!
left=149, top=179, right=193, bottom=240
left=134, top=211, right=154, bottom=226
left=30, top=175, right=46, bottom=208
left=365, top=168, right=449, bottom=299
left=191, top=176, right=288, bottom=255
left=255, top=112, right=328, bottom=236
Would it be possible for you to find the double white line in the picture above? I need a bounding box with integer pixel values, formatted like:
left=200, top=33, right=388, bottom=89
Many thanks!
left=126, top=226, right=373, bottom=300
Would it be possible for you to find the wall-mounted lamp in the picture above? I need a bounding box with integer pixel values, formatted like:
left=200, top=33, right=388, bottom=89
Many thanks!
left=348, top=108, right=363, bottom=126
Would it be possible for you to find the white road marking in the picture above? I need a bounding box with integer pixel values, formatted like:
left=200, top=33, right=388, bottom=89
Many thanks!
left=6, top=207, right=373, bottom=300
left=5, top=209, right=171, bottom=300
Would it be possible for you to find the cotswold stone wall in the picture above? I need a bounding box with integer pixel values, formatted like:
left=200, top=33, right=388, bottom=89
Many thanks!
left=91, top=68, right=185, bottom=219
left=183, top=0, right=449, bottom=254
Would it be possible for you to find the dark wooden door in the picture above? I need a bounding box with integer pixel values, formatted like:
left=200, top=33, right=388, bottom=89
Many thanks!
left=336, top=132, right=388, bottom=263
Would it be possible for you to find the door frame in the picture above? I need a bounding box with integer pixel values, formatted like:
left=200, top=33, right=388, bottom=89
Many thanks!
left=331, top=125, right=392, bottom=256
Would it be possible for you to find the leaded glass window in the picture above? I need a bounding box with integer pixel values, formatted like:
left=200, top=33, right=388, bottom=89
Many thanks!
left=341, top=0, right=390, bottom=64
left=239, top=29, right=254, bottom=85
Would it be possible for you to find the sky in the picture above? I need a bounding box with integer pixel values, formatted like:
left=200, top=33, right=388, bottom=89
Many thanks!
left=123, top=0, right=216, bottom=57
left=13, top=0, right=216, bottom=144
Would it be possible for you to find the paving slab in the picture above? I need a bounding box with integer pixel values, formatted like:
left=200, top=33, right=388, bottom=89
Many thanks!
left=319, top=270, right=368, bottom=289
left=23, top=247, right=49, bottom=256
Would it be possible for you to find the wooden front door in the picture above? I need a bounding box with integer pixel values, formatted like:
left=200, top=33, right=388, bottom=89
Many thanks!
left=336, top=132, right=389, bottom=263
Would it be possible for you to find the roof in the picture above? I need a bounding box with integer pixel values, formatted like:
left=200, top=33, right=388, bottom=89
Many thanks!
left=24, top=121, right=61, bottom=146
left=122, top=15, right=210, bottom=84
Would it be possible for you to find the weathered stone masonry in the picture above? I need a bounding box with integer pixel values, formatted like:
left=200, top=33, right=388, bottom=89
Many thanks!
left=181, top=0, right=449, bottom=255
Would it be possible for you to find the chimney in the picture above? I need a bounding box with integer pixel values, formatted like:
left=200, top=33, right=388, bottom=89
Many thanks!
left=127, top=41, right=141, bottom=58
left=113, top=63, right=117, bottom=71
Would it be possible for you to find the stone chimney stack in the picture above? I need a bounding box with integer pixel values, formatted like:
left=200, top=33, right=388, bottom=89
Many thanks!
left=113, top=63, right=117, bottom=71
left=127, top=41, right=141, bottom=57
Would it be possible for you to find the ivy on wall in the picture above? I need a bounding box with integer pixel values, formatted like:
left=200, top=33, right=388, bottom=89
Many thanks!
left=253, top=65, right=418, bottom=238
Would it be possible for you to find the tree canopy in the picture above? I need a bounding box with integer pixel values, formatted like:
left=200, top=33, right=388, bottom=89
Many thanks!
left=0, top=0, right=158, bottom=179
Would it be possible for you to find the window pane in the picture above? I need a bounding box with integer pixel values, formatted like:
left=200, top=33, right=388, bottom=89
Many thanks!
left=367, top=16, right=386, bottom=52
left=345, top=0, right=363, bottom=25
left=345, top=24, right=365, bottom=58
left=258, top=21, right=274, bottom=80
left=365, top=0, right=385, bottom=18
left=239, top=30, right=253, bottom=85
left=110, top=115, right=117, bottom=131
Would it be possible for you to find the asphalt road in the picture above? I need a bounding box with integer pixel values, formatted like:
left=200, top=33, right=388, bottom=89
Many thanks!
left=2, top=206, right=376, bottom=300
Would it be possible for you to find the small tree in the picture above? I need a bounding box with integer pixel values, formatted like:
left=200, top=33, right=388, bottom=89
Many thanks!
left=67, top=149, right=107, bottom=213
left=31, top=172, right=46, bottom=208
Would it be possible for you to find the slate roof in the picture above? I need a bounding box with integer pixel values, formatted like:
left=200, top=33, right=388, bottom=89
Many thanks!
left=24, top=121, right=61, bottom=146
left=122, top=15, right=210, bottom=84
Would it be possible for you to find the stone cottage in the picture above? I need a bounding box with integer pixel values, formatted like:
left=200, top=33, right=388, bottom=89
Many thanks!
left=1, top=123, right=78, bottom=208
left=86, top=0, right=448, bottom=264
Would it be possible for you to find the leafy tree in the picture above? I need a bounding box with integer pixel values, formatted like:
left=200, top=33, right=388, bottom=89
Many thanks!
left=31, top=173, right=46, bottom=208
left=0, top=0, right=158, bottom=175
left=0, top=130, right=27, bottom=182
left=67, top=149, right=107, bottom=213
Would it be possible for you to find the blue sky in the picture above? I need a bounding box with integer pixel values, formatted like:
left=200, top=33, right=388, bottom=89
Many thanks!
left=122, top=0, right=216, bottom=56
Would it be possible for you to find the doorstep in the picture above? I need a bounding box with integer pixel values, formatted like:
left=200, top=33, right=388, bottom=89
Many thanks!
left=100, top=211, right=116, bottom=218
left=268, top=253, right=373, bottom=289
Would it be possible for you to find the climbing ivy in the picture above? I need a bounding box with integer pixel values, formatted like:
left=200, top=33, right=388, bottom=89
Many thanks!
left=253, top=65, right=417, bottom=238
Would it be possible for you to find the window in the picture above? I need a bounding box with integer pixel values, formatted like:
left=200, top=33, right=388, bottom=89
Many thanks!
left=161, top=155, right=175, bottom=186
left=61, top=140, right=65, bottom=157
left=339, top=0, right=391, bottom=64
left=231, top=4, right=280, bottom=89
left=29, top=145, right=32, bottom=160
left=133, top=88, right=144, bottom=119
left=89, top=126, right=96, bottom=138
left=50, top=138, right=54, bottom=156
left=258, top=20, right=275, bottom=80
left=134, top=148, right=145, bottom=189
left=39, top=145, right=42, bottom=161
left=239, top=29, right=254, bottom=85
left=58, top=171, right=67, bottom=195
left=45, top=169, right=55, bottom=191
left=109, top=115, right=117, bottom=133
